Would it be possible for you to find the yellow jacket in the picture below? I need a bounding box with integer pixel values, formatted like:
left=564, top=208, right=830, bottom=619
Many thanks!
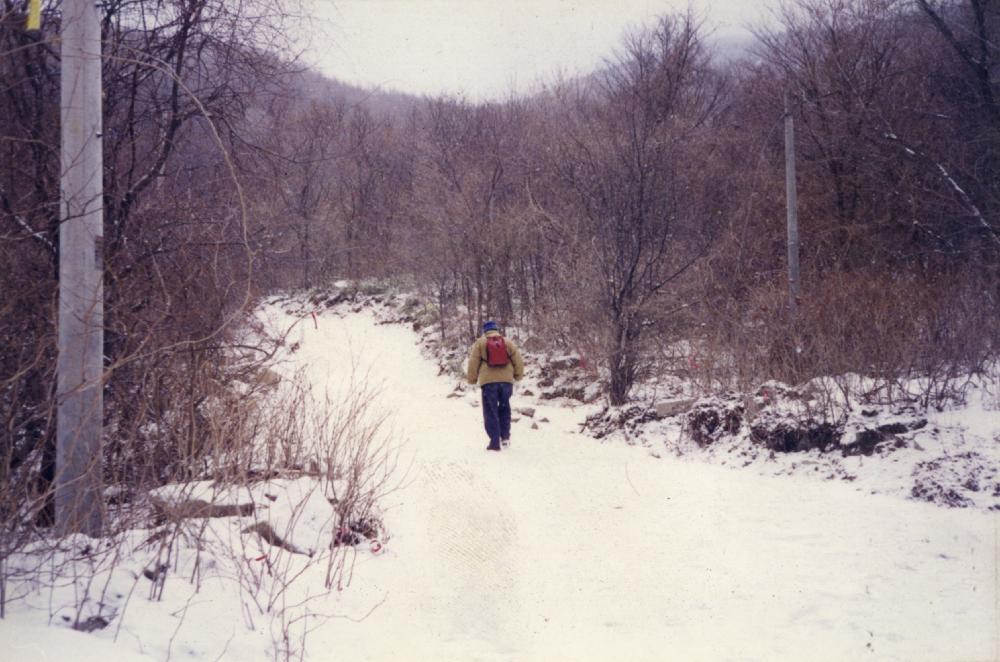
left=466, top=331, right=525, bottom=385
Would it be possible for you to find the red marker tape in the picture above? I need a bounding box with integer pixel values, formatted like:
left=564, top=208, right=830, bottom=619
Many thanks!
left=311, top=311, right=318, bottom=329
left=370, top=540, right=383, bottom=554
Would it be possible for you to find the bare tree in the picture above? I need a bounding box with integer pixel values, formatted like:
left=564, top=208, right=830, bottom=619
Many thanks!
left=547, top=13, right=725, bottom=404
left=0, top=0, right=301, bottom=531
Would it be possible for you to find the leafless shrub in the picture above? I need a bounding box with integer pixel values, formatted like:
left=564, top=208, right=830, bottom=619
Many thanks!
left=690, top=262, right=997, bottom=411
left=1, top=350, right=397, bottom=660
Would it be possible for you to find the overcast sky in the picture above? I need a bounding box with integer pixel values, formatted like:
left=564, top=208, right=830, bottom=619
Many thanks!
left=304, top=0, right=771, bottom=101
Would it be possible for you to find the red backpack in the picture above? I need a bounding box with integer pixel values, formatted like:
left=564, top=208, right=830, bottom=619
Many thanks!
left=484, top=335, right=510, bottom=367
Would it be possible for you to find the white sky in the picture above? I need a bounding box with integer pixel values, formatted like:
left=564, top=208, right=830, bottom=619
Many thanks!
left=304, top=0, right=770, bottom=100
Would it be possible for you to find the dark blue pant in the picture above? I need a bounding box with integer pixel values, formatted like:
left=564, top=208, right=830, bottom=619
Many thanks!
left=481, top=382, right=513, bottom=446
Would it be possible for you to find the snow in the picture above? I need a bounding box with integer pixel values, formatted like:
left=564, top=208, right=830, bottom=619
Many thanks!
left=624, top=372, right=1000, bottom=511
left=4, top=615, right=157, bottom=661
left=2, top=301, right=998, bottom=661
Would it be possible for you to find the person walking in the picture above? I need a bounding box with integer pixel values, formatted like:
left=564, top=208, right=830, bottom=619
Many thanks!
left=466, top=320, right=525, bottom=451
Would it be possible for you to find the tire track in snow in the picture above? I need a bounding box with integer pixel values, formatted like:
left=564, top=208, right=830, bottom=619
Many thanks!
left=419, top=457, right=522, bottom=651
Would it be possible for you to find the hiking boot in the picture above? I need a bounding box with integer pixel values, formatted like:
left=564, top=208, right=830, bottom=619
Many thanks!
left=501, top=437, right=510, bottom=447
left=486, top=443, right=501, bottom=451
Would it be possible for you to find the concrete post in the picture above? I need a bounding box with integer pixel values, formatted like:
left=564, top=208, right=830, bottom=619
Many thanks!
left=784, top=91, right=800, bottom=317
left=57, top=0, right=105, bottom=537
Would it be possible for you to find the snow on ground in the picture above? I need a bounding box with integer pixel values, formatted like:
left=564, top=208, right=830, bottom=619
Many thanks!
left=2, top=302, right=998, bottom=661
left=603, top=375, right=1000, bottom=512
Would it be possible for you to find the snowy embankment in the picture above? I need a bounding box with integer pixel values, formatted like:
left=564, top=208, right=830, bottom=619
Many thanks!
left=591, top=376, right=1000, bottom=513
left=3, top=300, right=998, bottom=661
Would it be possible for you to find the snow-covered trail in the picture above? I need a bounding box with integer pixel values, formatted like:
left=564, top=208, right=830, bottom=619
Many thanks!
left=285, top=308, right=998, bottom=662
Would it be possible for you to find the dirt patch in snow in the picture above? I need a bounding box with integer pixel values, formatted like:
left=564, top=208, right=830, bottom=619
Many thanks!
left=910, top=452, right=1000, bottom=509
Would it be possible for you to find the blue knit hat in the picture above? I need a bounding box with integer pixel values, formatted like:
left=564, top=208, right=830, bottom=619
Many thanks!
left=483, top=320, right=499, bottom=332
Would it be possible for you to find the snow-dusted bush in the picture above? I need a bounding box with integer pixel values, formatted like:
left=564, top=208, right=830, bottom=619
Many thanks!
left=1, top=343, right=397, bottom=659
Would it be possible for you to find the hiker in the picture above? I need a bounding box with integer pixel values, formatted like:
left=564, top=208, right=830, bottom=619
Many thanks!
left=467, top=320, right=525, bottom=451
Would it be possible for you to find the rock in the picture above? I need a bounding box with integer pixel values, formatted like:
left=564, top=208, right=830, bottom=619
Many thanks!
left=755, top=381, right=800, bottom=403
left=839, top=407, right=930, bottom=456
left=254, top=368, right=282, bottom=389
left=750, top=415, right=839, bottom=453
left=540, top=386, right=587, bottom=401
left=539, top=417, right=550, bottom=423
left=839, top=428, right=888, bottom=456
left=531, top=422, right=539, bottom=430
left=332, top=514, right=383, bottom=547
left=151, top=497, right=255, bottom=521
left=142, top=563, right=169, bottom=581
left=585, top=405, right=659, bottom=439
left=522, top=336, right=546, bottom=352
left=345, top=515, right=381, bottom=541
left=242, top=521, right=309, bottom=555
left=521, top=389, right=535, bottom=396
left=321, top=288, right=353, bottom=308
left=104, top=484, right=131, bottom=505
left=654, top=398, right=694, bottom=419
left=74, top=616, right=110, bottom=632
left=549, top=355, right=580, bottom=370
left=518, top=407, right=536, bottom=418
left=878, top=418, right=927, bottom=434
left=795, top=380, right=822, bottom=400
left=745, top=399, right=928, bottom=457
left=685, top=396, right=744, bottom=447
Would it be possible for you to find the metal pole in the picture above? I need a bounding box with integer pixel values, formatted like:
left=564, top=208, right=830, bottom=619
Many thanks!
left=784, top=90, right=800, bottom=318
left=57, top=0, right=104, bottom=537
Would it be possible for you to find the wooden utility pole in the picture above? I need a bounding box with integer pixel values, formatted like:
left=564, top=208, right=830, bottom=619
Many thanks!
left=57, top=0, right=105, bottom=536
left=784, top=90, right=800, bottom=318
